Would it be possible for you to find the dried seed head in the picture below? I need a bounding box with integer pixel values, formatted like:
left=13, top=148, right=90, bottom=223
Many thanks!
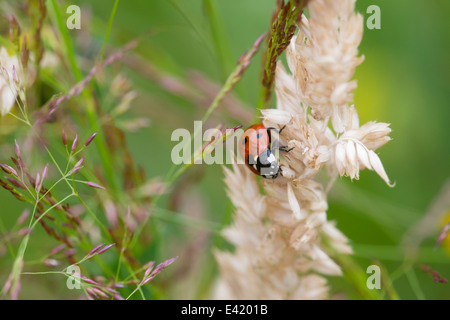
left=0, top=47, right=20, bottom=117
left=215, top=0, right=393, bottom=300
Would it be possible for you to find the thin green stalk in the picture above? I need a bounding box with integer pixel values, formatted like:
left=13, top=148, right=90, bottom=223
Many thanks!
left=332, top=252, right=383, bottom=300
left=97, top=0, right=120, bottom=62
left=7, top=112, right=30, bottom=126
left=49, top=146, right=112, bottom=241
left=323, top=236, right=383, bottom=300
left=48, top=0, right=82, bottom=81
left=124, top=263, right=146, bottom=300
left=0, top=216, right=16, bottom=259
left=31, top=194, right=74, bottom=229
left=370, top=259, right=400, bottom=300
left=125, top=276, right=147, bottom=300
left=152, top=207, right=221, bottom=234
left=406, top=268, right=426, bottom=300
left=169, top=0, right=215, bottom=58
left=75, top=195, right=112, bottom=242
left=203, top=0, right=234, bottom=80
left=171, top=33, right=266, bottom=182
left=130, top=34, right=265, bottom=251
left=1, top=192, right=73, bottom=297
left=48, top=0, right=121, bottom=198
left=21, top=270, right=64, bottom=276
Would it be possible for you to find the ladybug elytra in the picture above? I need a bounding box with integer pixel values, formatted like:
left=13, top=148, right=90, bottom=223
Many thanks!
left=239, top=124, right=292, bottom=179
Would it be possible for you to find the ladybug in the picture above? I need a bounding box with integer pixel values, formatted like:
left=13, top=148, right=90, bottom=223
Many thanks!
left=239, top=124, right=292, bottom=179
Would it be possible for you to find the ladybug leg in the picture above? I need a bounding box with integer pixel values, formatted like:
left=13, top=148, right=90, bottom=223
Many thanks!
left=266, top=125, right=286, bottom=135
left=279, top=146, right=294, bottom=153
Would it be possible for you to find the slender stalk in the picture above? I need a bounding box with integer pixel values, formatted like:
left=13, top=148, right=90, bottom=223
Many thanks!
left=406, top=268, right=426, bottom=300
left=98, top=0, right=120, bottom=63
left=169, top=0, right=216, bottom=59
left=330, top=251, right=383, bottom=300
left=1, top=193, right=73, bottom=297
left=203, top=0, right=234, bottom=80
left=48, top=0, right=121, bottom=198
left=130, top=33, right=265, bottom=249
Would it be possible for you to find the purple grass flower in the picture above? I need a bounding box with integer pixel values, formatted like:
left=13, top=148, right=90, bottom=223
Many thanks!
left=16, top=209, right=30, bottom=225
left=90, top=288, right=109, bottom=299
left=63, top=248, right=77, bottom=257
left=97, top=243, right=116, bottom=254
left=42, top=164, right=49, bottom=181
left=84, top=132, right=98, bottom=147
left=74, top=157, right=85, bottom=168
left=0, top=164, right=19, bottom=177
left=141, top=277, right=154, bottom=285
left=67, top=166, right=83, bottom=176
left=35, top=172, right=41, bottom=193
left=85, top=287, right=98, bottom=299
left=14, top=140, right=21, bottom=159
left=71, top=134, right=78, bottom=153
left=82, top=277, right=101, bottom=286
left=84, top=181, right=105, bottom=190
left=143, top=261, right=155, bottom=278
left=7, top=178, right=26, bottom=190
left=50, top=244, right=67, bottom=256
left=62, top=130, right=68, bottom=147
left=104, top=287, right=120, bottom=295
left=146, top=256, right=178, bottom=280
left=87, top=243, right=105, bottom=257
left=435, top=223, right=450, bottom=249
left=17, top=228, right=31, bottom=236
left=68, top=157, right=85, bottom=176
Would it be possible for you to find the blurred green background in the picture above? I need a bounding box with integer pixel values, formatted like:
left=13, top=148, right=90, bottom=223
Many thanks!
left=1, top=0, right=449, bottom=299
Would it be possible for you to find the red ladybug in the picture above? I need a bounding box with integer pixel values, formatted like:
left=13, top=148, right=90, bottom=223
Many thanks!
left=239, top=124, right=292, bottom=179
